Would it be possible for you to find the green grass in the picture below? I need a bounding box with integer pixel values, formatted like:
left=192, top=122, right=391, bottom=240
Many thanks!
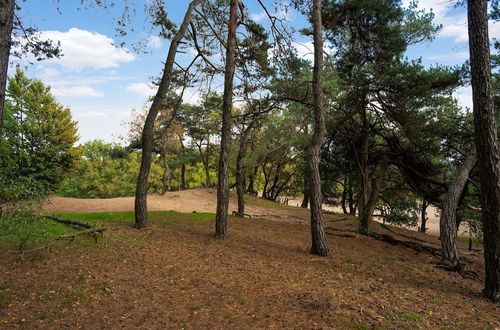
left=400, top=313, right=423, bottom=321
left=54, top=211, right=215, bottom=228
left=0, top=214, right=80, bottom=250
left=244, top=197, right=294, bottom=210
left=458, top=236, right=483, bottom=245
left=0, top=292, right=9, bottom=308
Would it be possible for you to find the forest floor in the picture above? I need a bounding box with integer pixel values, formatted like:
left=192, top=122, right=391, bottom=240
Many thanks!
left=0, top=190, right=498, bottom=329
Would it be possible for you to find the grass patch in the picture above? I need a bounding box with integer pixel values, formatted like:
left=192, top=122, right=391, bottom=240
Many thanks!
left=189, top=305, right=203, bottom=311
left=458, top=236, right=483, bottom=245
left=400, top=312, right=423, bottom=321
left=244, top=197, right=293, bottom=210
left=0, top=292, right=9, bottom=308
left=53, top=211, right=215, bottom=228
left=0, top=214, right=80, bottom=251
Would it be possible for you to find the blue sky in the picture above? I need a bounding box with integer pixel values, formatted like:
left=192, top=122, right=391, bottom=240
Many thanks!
left=11, top=0, right=499, bottom=143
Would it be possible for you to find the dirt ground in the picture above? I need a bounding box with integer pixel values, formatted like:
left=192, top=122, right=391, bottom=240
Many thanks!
left=0, top=189, right=497, bottom=329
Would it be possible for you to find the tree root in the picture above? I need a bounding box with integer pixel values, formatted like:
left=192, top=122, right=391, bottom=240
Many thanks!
left=435, top=261, right=480, bottom=280
left=231, top=211, right=252, bottom=218
left=325, top=230, right=358, bottom=238
left=369, top=232, right=442, bottom=257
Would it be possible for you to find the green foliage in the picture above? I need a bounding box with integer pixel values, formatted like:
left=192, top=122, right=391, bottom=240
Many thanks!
left=1, top=69, right=80, bottom=193
left=0, top=203, right=77, bottom=251
left=0, top=70, right=80, bottom=251
left=58, top=140, right=164, bottom=198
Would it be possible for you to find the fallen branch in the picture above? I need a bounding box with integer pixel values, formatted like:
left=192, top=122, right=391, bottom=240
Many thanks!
left=43, top=215, right=95, bottom=229
left=10, top=215, right=105, bottom=258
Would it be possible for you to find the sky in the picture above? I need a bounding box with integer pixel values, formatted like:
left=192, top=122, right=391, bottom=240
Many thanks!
left=11, top=0, right=499, bottom=144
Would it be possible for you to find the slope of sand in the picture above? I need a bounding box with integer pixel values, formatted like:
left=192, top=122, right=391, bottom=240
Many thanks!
left=45, top=188, right=469, bottom=236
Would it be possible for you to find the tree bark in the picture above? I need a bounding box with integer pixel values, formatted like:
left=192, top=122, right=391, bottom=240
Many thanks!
left=214, top=0, right=237, bottom=238
left=0, top=0, right=15, bottom=135
left=160, top=156, right=171, bottom=195
left=359, top=161, right=388, bottom=235
left=134, top=0, right=202, bottom=228
left=204, top=139, right=211, bottom=187
left=301, top=172, right=310, bottom=208
left=419, top=200, right=428, bottom=233
left=348, top=188, right=356, bottom=215
left=439, top=148, right=477, bottom=267
left=357, top=109, right=371, bottom=234
left=341, top=181, right=348, bottom=214
left=236, top=118, right=258, bottom=217
left=247, top=166, right=258, bottom=195
left=308, top=0, right=329, bottom=256
left=468, top=0, right=500, bottom=303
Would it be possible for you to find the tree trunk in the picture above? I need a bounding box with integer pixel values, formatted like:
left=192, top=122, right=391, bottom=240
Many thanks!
left=439, top=148, right=477, bottom=268
left=236, top=118, right=258, bottom=217
left=204, top=139, right=211, bottom=187
left=357, top=110, right=371, bottom=234
left=348, top=188, right=356, bottom=215
left=359, top=161, right=388, bottom=235
left=134, top=0, right=202, bottom=228
left=247, top=166, right=258, bottom=195
left=468, top=0, right=500, bottom=303
left=308, top=0, right=329, bottom=256
left=301, top=172, right=310, bottom=208
left=214, top=0, right=237, bottom=238
left=341, top=180, right=348, bottom=214
left=358, top=105, right=370, bottom=227
left=160, top=156, right=171, bottom=195
left=0, top=0, right=15, bottom=135
left=419, top=200, right=428, bottom=233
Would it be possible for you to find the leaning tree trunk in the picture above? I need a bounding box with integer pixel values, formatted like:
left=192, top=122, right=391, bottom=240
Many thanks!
left=301, top=172, right=310, bottom=208
left=341, top=185, right=348, bottom=214
left=204, top=139, right=211, bottom=187
left=359, top=161, right=388, bottom=235
left=468, top=0, right=500, bottom=303
left=419, top=200, right=428, bottom=233
left=160, top=156, right=171, bottom=195
left=134, top=0, right=203, bottom=229
left=439, top=148, right=477, bottom=268
left=0, top=0, right=15, bottom=135
left=214, top=0, right=237, bottom=238
left=308, top=0, right=329, bottom=256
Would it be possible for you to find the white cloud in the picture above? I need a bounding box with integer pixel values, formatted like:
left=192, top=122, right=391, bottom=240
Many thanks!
left=180, top=87, right=201, bottom=105
left=147, top=35, right=162, bottom=49
left=423, top=50, right=469, bottom=62
left=126, top=82, right=158, bottom=98
left=250, top=11, right=267, bottom=22
left=250, top=4, right=292, bottom=23
left=77, top=111, right=107, bottom=118
left=52, top=85, right=104, bottom=98
left=453, top=86, right=473, bottom=110
left=293, top=41, right=315, bottom=62
left=38, top=28, right=135, bottom=71
left=403, top=0, right=500, bottom=43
